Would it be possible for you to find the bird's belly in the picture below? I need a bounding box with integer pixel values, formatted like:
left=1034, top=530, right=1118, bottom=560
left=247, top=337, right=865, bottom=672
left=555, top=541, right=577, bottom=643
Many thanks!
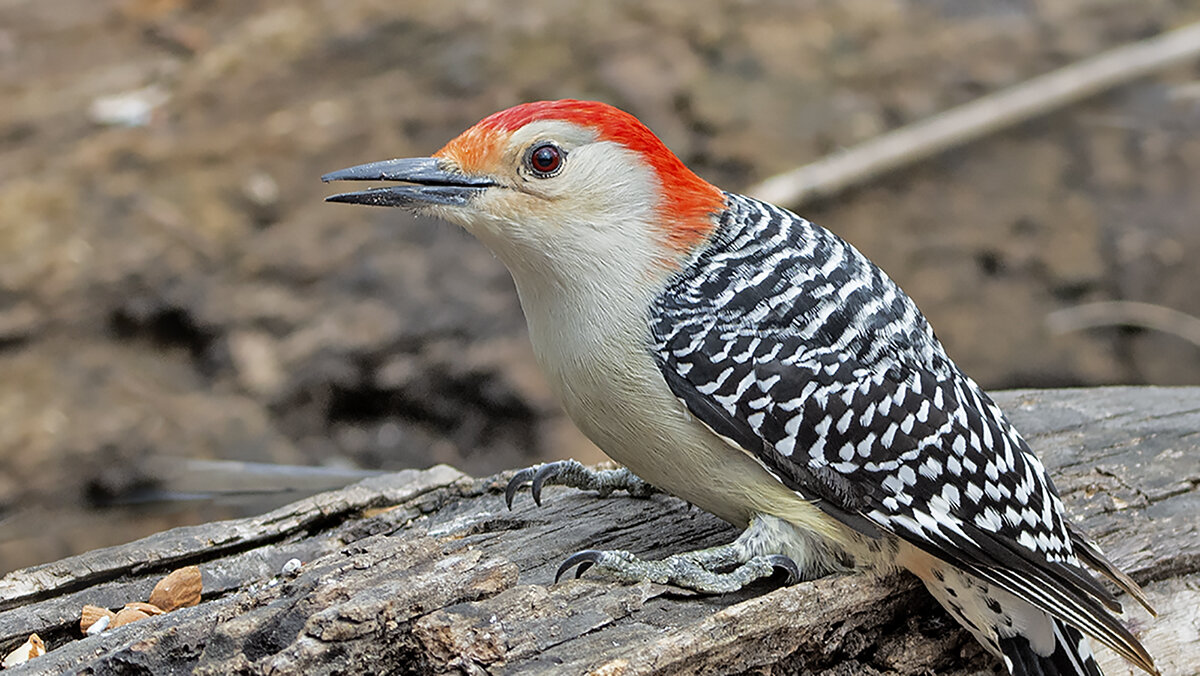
left=561, top=380, right=764, bottom=526
left=540, top=343, right=845, bottom=544
left=552, top=363, right=888, bottom=574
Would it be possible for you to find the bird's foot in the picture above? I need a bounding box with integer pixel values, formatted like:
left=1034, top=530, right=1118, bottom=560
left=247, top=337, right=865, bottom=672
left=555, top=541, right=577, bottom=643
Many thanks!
left=554, top=515, right=805, bottom=594
left=505, top=459, right=659, bottom=508
left=556, top=549, right=799, bottom=594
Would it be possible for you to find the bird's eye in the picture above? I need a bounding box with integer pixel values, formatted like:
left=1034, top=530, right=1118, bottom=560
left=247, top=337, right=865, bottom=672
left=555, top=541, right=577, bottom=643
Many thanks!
left=526, top=143, right=564, bottom=177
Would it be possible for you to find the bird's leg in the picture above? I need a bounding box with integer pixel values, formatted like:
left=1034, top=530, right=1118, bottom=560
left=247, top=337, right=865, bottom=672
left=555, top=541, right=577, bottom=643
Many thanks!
left=504, top=459, right=660, bottom=508
left=555, top=514, right=809, bottom=594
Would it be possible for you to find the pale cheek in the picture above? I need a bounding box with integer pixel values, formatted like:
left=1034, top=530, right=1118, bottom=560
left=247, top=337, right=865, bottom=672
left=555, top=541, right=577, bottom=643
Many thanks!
left=435, top=192, right=557, bottom=255
left=444, top=180, right=660, bottom=268
left=482, top=192, right=556, bottom=234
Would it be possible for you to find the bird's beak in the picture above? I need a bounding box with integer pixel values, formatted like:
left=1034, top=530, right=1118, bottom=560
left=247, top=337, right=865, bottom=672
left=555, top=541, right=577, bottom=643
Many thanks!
left=322, top=157, right=496, bottom=208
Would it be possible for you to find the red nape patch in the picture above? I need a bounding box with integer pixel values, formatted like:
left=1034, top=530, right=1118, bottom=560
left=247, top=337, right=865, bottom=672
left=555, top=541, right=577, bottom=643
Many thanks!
left=479, top=100, right=726, bottom=254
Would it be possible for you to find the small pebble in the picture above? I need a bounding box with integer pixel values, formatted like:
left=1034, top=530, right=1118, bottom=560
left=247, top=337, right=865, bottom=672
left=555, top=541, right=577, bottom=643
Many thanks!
left=86, top=615, right=111, bottom=636
left=281, top=558, right=303, bottom=576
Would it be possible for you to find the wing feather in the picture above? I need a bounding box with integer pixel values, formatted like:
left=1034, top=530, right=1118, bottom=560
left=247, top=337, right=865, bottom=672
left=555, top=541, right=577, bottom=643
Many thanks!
left=658, top=345, right=1154, bottom=672
left=649, top=192, right=1154, bottom=673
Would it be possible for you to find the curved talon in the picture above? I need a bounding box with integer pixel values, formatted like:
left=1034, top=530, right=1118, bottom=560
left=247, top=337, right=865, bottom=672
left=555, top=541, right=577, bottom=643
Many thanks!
left=765, top=554, right=801, bottom=584
left=556, top=550, right=602, bottom=583
left=505, top=468, right=537, bottom=510
left=531, top=463, right=566, bottom=506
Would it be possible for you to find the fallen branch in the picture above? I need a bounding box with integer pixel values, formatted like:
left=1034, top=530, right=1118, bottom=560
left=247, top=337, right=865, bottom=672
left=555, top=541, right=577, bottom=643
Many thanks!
left=748, top=21, right=1200, bottom=208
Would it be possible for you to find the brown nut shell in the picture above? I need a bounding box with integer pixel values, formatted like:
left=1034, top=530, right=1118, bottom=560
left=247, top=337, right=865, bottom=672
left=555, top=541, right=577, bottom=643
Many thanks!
left=124, top=601, right=166, bottom=616
left=148, top=565, right=202, bottom=611
left=80, top=605, right=116, bottom=634
left=110, top=607, right=150, bottom=628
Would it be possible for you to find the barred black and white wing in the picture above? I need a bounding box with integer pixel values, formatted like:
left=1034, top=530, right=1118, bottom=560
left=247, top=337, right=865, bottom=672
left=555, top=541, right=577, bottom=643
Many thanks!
left=650, top=194, right=1154, bottom=674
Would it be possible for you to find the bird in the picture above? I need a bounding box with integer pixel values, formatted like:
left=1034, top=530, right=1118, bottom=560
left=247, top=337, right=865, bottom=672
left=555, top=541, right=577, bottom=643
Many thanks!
left=322, top=99, right=1157, bottom=676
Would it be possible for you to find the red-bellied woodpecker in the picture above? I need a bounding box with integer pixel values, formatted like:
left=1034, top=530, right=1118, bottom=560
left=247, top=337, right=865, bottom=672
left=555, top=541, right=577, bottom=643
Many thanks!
left=323, top=100, right=1157, bottom=676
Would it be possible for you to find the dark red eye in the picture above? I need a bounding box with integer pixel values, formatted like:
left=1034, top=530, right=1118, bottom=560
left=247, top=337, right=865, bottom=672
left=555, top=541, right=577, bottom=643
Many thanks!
left=527, top=143, right=563, bottom=176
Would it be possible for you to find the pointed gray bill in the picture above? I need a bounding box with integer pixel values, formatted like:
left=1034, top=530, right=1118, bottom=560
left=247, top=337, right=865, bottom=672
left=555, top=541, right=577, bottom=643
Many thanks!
left=322, top=157, right=495, bottom=207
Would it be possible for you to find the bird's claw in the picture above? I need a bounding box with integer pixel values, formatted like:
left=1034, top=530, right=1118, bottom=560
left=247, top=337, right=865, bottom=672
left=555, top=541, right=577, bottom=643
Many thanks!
left=765, top=554, right=801, bottom=584
left=505, top=462, right=573, bottom=509
left=555, top=549, right=603, bottom=583
left=504, top=466, right=539, bottom=509
left=530, top=462, right=561, bottom=506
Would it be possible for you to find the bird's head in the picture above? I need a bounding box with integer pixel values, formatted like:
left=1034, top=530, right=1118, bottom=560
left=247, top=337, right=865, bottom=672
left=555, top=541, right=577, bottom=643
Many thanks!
left=323, top=100, right=725, bottom=283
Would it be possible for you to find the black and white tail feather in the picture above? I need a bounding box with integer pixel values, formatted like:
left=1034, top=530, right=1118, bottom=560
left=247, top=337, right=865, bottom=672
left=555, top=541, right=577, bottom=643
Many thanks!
left=650, top=193, right=1157, bottom=675
left=1002, top=619, right=1101, bottom=676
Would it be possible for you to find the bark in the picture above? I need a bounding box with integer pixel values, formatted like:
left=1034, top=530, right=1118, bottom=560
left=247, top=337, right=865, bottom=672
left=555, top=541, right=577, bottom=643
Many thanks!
left=1, top=387, right=1197, bottom=675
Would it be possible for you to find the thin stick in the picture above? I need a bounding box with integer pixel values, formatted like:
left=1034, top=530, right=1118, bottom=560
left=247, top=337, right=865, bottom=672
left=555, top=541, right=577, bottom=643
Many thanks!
left=748, top=21, right=1200, bottom=208
left=1046, top=301, right=1200, bottom=348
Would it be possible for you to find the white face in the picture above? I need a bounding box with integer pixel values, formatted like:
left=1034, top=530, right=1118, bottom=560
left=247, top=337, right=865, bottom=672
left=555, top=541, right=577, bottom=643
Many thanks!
left=429, top=120, right=670, bottom=289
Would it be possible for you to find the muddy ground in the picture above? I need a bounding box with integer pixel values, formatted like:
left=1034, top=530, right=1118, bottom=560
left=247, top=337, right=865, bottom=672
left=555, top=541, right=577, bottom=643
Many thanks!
left=1, top=0, right=1198, bottom=573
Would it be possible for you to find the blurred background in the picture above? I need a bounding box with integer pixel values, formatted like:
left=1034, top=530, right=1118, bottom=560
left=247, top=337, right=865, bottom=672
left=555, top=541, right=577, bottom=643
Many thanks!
left=1, top=0, right=1198, bottom=574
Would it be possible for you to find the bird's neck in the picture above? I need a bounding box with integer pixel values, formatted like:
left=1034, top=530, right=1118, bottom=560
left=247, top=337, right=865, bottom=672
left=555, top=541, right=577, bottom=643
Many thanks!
left=507, top=246, right=667, bottom=351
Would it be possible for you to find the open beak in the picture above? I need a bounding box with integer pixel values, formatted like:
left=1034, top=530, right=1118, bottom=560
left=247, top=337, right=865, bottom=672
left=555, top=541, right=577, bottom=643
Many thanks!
left=322, top=157, right=495, bottom=208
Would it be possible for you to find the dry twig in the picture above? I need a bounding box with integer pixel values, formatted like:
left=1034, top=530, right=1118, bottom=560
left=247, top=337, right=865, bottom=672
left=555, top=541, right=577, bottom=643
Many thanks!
left=1047, top=300, right=1200, bottom=347
left=748, top=22, right=1200, bottom=208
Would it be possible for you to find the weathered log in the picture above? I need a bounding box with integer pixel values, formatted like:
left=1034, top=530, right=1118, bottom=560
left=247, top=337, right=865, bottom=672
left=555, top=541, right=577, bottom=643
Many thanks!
left=1, top=387, right=1197, bottom=675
